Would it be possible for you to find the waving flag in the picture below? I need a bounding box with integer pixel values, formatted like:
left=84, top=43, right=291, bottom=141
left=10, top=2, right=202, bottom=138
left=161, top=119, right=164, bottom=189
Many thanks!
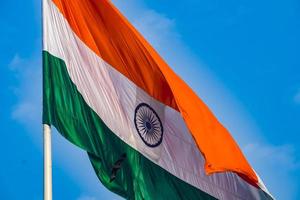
left=42, top=0, right=273, bottom=199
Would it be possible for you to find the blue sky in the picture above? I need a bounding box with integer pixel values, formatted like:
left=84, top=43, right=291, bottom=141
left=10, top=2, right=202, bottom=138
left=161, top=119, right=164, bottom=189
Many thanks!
left=1, top=0, right=299, bottom=199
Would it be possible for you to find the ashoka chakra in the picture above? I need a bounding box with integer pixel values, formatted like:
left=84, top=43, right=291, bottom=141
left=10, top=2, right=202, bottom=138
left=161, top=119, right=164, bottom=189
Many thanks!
left=134, top=103, right=163, bottom=147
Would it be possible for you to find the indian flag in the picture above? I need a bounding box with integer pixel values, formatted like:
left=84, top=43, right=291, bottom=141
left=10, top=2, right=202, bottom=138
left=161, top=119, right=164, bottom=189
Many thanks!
left=42, top=0, right=273, bottom=199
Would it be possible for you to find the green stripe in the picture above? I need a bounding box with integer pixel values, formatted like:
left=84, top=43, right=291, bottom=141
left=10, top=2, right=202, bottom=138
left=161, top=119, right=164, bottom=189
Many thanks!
left=43, top=51, right=216, bottom=200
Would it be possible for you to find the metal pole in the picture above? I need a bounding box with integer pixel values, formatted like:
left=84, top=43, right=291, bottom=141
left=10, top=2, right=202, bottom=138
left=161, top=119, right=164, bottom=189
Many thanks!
left=43, top=124, right=52, bottom=200
left=42, top=0, right=52, bottom=199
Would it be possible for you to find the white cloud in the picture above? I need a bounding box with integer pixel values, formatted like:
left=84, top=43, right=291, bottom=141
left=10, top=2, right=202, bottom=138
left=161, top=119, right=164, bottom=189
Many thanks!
left=244, top=143, right=300, bottom=171
left=12, top=102, right=40, bottom=123
left=77, top=195, right=97, bottom=200
left=9, top=54, right=25, bottom=70
left=9, top=52, right=42, bottom=141
left=243, top=143, right=299, bottom=200
left=77, top=194, right=121, bottom=200
left=294, top=89, right=300, bottom=104
left=132, top=10, right=179, bottom=50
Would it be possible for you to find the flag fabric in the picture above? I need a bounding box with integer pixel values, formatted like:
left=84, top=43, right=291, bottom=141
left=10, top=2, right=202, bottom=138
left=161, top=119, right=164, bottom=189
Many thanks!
left=42, top=0, right=273, bottom=199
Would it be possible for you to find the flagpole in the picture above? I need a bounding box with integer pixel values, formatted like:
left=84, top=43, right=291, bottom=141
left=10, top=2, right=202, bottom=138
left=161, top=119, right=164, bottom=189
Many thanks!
left=42, top=0, right=52, bottom=198
left=43, top=124, right=52, bottom=200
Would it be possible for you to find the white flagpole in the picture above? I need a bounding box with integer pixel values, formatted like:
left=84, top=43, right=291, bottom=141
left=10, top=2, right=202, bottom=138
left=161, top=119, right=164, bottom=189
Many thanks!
left=42, top=0, right=52, bottom=199
left=43, top=124, right=52, bottom=200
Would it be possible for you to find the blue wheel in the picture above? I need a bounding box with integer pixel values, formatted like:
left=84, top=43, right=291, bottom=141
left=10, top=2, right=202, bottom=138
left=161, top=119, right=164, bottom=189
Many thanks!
left=134, top=103, right=163, bottom=147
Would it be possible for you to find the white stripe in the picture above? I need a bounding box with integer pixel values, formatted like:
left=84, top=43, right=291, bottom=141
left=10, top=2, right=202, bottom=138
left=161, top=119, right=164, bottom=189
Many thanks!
left=43, top=0, right=270, bottom=199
